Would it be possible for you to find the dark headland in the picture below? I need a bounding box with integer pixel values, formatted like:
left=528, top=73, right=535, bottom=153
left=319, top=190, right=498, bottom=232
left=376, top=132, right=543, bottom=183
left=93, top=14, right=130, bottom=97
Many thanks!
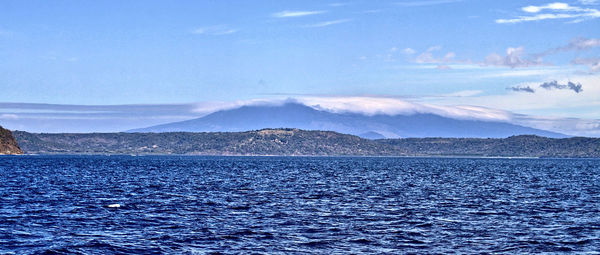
left=0, top=125, right=23, bottom=155
left=12, top=128, right=600, bottom=158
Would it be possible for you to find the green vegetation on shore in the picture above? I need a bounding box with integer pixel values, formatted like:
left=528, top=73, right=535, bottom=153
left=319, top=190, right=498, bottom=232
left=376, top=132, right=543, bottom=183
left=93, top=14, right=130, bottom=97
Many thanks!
left=378, top=135, right=600, bottom=158
left=13, top=129, right=396, bottom=156
left=11, top=129, right=600, bottom=158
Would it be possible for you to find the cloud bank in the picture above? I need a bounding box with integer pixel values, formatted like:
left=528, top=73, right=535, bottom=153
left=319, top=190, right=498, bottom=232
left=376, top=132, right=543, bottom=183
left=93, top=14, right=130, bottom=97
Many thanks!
left=1, top=96, right=599, bottom=136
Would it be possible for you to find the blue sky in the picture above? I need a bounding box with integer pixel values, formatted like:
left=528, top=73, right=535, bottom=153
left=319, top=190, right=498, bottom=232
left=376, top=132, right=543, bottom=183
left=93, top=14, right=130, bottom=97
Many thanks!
left=0, top=0, right=599, bottom=135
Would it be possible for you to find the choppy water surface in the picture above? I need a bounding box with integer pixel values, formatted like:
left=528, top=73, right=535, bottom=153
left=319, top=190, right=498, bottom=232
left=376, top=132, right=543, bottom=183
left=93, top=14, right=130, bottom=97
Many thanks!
left=1, top=156, right=600, bottom=254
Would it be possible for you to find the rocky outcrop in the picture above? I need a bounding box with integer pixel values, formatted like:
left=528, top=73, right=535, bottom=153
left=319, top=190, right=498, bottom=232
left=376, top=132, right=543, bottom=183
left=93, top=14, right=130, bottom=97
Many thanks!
left=0, top=126, right=23, bottom=155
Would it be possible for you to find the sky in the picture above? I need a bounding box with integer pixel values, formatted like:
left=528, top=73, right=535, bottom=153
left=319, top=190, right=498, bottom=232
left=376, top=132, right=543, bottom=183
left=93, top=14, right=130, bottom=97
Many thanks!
left=0, top=0, right=599, bottom=135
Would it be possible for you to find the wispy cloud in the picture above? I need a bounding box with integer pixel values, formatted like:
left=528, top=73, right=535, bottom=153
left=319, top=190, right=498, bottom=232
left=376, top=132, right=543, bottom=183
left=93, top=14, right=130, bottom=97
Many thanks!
left=329, top=2, right=349, bottom=7
left=440, top=90, right=483, bottom=97
left=572, top=57, right=600, bottom=73
left=305, top=19, right=352, bottom=27
left=538, top=37, right=600, bottom=57
left=496, top=2, right=600, bottom=24
left=272, top=10, right=326, bottom=18
left=414, top=46, right=456, bottom=64
left=0, top=113, right=19, bottom=119
left=508, top=86, right=535, bottom=93
left=479, top=68, right=559, bottom=78
left=360, top=9, right=383, bottom=14
left=528, top=37, right=600, bottom=73
left=395, top=0, right=463, bottom=7
left=402, top=48, right=416, bottom=54
left=192, top=25, right=238, bottom=35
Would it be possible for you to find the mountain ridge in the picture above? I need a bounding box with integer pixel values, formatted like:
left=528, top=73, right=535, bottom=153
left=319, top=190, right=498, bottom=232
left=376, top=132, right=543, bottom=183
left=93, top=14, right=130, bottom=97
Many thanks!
left=13, top=129, right=599, bottom=157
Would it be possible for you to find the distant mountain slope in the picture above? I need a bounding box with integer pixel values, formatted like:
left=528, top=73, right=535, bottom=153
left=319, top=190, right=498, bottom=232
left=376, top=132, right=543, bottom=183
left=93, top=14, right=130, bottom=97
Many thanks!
left=0, top=125, right=23, bottom=155
left=129, top=103, right=567, bottom=138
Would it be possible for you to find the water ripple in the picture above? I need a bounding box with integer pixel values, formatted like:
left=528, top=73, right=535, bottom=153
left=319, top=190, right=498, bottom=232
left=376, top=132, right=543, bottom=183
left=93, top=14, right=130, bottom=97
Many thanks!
left=1, top=155, right=599, bottom=253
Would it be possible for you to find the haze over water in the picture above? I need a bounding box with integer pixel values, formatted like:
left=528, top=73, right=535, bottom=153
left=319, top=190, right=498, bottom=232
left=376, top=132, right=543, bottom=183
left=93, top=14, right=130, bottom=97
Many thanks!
left=1, top=156, right=599, bottom=253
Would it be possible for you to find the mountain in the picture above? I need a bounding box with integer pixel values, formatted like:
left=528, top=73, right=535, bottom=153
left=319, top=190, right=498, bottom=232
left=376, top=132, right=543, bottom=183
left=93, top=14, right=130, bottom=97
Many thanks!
left=0, top=125, right=23, bottom=155
left=129, top=103, right=566, bottom=138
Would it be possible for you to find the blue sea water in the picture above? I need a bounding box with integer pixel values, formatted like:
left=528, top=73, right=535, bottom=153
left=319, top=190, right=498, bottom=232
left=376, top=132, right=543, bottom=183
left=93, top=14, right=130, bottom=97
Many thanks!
left=1, top=156, right=599, bottom=254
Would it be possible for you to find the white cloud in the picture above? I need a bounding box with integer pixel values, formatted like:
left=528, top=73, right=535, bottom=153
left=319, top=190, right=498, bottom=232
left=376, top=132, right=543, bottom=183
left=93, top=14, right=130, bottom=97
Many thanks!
left=414, top=46, right=456, bottom=64
left=0, top=114, right=18, bottom=119
left=192, top=26, right=238, bottom=35
left=305, top=19, right=352, bottom=27
left=483, top=47, right=543, bottom=68
left=522, top=2, right=573, bottom=13
left=497, top=2, right=600, bottom=23
left=272, top=10, right=326, bottom=18
left=402, top=48, right=416, bottom=54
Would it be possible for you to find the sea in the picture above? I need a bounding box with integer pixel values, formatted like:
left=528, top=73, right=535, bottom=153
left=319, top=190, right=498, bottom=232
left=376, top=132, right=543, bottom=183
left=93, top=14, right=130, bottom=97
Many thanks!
left=1, top=155, right=599, bottom=254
